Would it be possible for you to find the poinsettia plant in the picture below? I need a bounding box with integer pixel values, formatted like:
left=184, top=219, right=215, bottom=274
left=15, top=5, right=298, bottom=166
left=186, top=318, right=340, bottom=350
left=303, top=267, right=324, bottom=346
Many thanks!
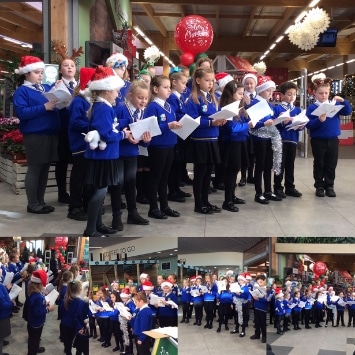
left=0, top=117, right=20, bottom=132
left=0, top=129, right=25, bottom=153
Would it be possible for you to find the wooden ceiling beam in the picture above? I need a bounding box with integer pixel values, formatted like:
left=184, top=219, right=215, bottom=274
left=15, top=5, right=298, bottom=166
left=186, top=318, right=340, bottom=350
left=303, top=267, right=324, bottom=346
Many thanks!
left=0, top=2, right=42, bottom=25
left=0, top=11, right=41, bottom=32
left=179, top=5, right=186, bottom=18
left=268, top=7, right=295, bottom=40
left=215, top=6, right=220, bottom=38
left=131, top=0, right=352, bottom=7
left=349, top=32, right=355, bottom=42
left=141, top=4, right=168, bottom=37
left=0, top=24, right=42, bottom=44
left=0, top=40, right=31, bottom=57
left=242, top=6, right=258, bottom=38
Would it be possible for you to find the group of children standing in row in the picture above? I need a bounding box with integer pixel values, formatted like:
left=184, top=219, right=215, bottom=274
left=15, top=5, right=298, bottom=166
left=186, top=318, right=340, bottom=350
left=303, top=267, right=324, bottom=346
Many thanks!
left=12, top=53, right=352, bottom=236
left=270, top=282, right=355, bottom=336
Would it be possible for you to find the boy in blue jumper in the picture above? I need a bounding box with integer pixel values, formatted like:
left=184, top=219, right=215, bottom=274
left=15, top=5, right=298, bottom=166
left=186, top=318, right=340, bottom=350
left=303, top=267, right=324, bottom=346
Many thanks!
left=335, top=291, right=346, bottom=326
left=347, top=291, right=355, bottom=327
left=274, top=289, right=285, bottom=335
left=306, top=75, right=352, bottom=197
left=250, top=274, right=268, bottom=343
left=273, top=81, right=304, bottom=198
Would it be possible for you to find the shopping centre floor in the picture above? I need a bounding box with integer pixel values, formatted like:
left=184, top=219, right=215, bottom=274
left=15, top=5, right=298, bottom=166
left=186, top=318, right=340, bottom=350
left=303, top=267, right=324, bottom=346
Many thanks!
left=1, top=155, right=355, bottom=238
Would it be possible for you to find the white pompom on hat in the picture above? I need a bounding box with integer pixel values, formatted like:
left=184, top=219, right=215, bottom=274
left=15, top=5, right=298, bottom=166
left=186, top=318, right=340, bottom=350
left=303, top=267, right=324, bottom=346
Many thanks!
left=215, top=72, right=234, bottom=89
left=256, top=75, right=276, bottom=94
left=88, top=66, right=124, bottom=91
left=106, top=53, right=128, bottom=69
left=15, top=56, right=45, bottom=75
left=31, top=269, right=48, bottom=287
left=242, top=73, right=258, bottom=86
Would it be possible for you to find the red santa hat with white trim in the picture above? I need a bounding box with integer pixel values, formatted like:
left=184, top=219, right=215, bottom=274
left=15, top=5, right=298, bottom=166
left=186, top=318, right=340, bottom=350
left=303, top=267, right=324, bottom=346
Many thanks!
left=139, top=273, right=149, bottom=280
left=142, top=280, right=154, bottom=291
left=237, top=274, right=247, bottom=283
left=79, top=67, right=96, bottom=93
left=120, top=288, right=131, bottom=299
left=15, top=56, right=45, bottom=75
left=242, top=73, right=258, bottom=86
left=256, top=75, right=276, bottom=94
left=88, top=65, right=124, bottom=91
left=215, top=72, right=234, bottom=89
left=275, top=287, right=284, bottom=299
left=161, top=281, right=173, bottom=289
left=31, top=269, right=48, bottom=287
left=244, top=272, right=252, bottom=281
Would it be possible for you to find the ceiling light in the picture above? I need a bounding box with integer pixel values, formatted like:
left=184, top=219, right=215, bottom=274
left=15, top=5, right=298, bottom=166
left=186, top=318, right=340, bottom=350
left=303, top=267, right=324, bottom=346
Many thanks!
left=327, top=65, right=335, bottom=70
left=276, top=36, right=284, bottom=43
left=269, top=43, right=276, bottom=50
left=309, top=0, right=320, bottom=7
left=295, top=11, right=307, bottom=23
left=346, top=59, right=355, bottom=64
left=133, top=26, right=145, bottom=37
left=335, top=63, right=343, bottom=67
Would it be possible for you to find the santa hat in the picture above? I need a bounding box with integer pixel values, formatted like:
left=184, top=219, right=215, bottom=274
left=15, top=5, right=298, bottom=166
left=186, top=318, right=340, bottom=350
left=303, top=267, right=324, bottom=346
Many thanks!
left=142, top=280, right=154, bottom=291
left=89, top=66, right=124, bottom=91
left=29, top=257, right=37, bottom=263
left=215, top=72, right=233, bottom=89
left=31, top=269, right=48, bottom=287
left=242, top=73, right=258, bottom=86
left=226, top=270, right=234, bottom=277
left=161, top=281, right=173, bottom=289
left=15, top=56, right=45, bottom=75
left=79, top=67, right=95, bottom=92
left=328, top=286, right=333, bottom=291
left=195, top=275, right=202, bottom=280
left=190, top=276, right=196, bottom=282
left=275, top=287, right=284, bottom=299
left=106, top=53, right=128, bottom=69
left=139, top=273, right=149, bottom=280
left=285, top=280, right=292, bottom=286
left=237, top=274, right=246, bottom=282
left=244, top=273, right=252, bottom=281
left=120, top=288, right=131, bottom=299
left=256, top=75, right=276, bottom=94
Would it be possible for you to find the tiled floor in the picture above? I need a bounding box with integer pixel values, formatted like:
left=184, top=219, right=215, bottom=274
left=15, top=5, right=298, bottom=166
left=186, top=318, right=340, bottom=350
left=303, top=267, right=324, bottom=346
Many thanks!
left=1, top=157, right=355, bottom=238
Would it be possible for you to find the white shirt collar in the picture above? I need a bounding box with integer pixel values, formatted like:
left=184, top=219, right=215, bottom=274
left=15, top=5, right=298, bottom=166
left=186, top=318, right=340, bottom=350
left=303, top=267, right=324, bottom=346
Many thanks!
left=95, top=96, right=112, bottom=107
left=153, top=97, right=165, bottom=106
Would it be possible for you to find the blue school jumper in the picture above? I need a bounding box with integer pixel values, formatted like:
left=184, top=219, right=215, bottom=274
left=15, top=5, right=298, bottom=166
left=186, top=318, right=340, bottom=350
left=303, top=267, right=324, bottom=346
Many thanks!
left=0, top=283, right=13, bottom=319
left=180, top=287, right=191, bottom=303
left=67, top=95, right=90, bottom=154
left=275, top=298, right=285, bottom=316
left=274, top=102, right=302, bottom=143
left=167, top=91, right=187, bottom=121
left=220, top=114, right=250, bottom=142
left=181, top=86, right=191, bottom=102
left=61, top=297, right=89, bottom=332
left=144, top=99, right=177, bottom=148
left=8, top=262, right=21, bottom=284
left=13, top=83, right=60, bottom=135
left=132, top=305, right=153, bottom=343
left=114, top=81, right=131, bottom=106
left=28, top=292, right=48, bottom=327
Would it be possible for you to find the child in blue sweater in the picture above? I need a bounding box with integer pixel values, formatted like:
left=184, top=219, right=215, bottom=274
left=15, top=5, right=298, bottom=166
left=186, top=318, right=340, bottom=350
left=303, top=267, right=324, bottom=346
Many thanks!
left=216, top=277, right=233, bottom=332
left=273, top=81, right=304, bottom=198
left=306, top=75, right=352, bottom=197
left=133, top=292, right=153, bottom=355
left=144, top=75, right=182, bottom=220
left=108, top=290, right=124, bottom=352
left=335, top=291, right=346, bottom=326
left=179, top=278, right=191, bottom=324
left=27, top=270, right=55, bottom=355
left=219, top=80, right=253, bottom=212
left=274, top=290, right=285, bottom=334
left=185, top=68, right=227, bottom=214
left=67, top=67, right=95, bottom=221
left=347, top=291, right=355, bottom=327
left=0, top=266, right=13, bottom=355
left=13, top=56, right=60, bottom=214
left=202, top=273, right=218, bottom=329
left=111, top=80, right=151, bottom=229
left=83, top=66, right=129, bottom=238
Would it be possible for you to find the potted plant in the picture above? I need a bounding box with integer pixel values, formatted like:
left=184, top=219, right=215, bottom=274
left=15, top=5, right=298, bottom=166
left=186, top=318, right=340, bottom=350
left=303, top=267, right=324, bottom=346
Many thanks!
left=0, top=129, right=26, bottom=161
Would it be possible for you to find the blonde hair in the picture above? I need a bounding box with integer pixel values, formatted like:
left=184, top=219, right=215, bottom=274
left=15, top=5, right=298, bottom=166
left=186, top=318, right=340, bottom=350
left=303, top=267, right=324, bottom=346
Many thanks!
left=28, top=281, right=44, bottom=296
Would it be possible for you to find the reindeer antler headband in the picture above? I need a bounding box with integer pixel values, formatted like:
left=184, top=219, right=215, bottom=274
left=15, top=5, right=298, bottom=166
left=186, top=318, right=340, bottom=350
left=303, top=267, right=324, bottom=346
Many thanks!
left=53, top=40, right=84, bottom=61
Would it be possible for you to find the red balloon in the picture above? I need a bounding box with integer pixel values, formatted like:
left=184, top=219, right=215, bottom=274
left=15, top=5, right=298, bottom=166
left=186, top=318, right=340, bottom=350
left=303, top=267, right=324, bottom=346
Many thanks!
left=314, top=273, right=319, bottom=281
left=313, top=261, right=327, bottom=276
left=174, top=16, right=214, bottom=56
left=180, top=52, right=194, bottom=67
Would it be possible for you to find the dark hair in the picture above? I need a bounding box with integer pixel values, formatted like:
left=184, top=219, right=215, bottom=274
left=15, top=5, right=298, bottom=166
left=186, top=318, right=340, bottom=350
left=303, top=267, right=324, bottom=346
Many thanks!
left=220, top=80, right=243, bottom=107
left=64, top=280, right=82, bottom=310
left=311, top=77, right=332, bottom=91
left=134, top=291, right=148, bottom=303
left=256, top=274, right=266, bottom=282
left=151, top=75, right=170, bottom=92
left=170, top=72, right=186, bottom=84
left=279, top=81, right=298, bottom=94
left=109, top=290, right=122, bottom=307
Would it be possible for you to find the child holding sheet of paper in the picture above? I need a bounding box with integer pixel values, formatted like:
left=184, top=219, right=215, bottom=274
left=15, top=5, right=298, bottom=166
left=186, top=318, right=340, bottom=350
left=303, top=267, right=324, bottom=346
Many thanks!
left=111, top=80, right=151, bottom=230
left=144, top=75, right=182, bottom=220
left=0, top=266, right=13, bottom=355
left=273, top=81, right=304, bottom=199
left=248, top=75, right=282, bottom=205
left=219, top=80, right=253, bottom=212
left=306, top=75, right=352, bottom=198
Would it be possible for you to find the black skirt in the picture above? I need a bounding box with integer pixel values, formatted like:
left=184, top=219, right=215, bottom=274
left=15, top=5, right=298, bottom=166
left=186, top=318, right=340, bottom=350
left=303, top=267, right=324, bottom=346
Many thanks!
left=188, top=140, right=221, bottom=165
left=84, top=159, right=120, bottom=188
left=23, top=134, right=58, bottom=164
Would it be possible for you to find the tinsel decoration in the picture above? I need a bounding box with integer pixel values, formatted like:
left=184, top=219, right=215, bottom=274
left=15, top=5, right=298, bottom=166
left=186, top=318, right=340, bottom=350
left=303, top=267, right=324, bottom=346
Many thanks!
left=253, top=61, right=267, bottom=75
left=249, top=126, right=283, bottom=175
left=303, top=7, right=330, bottom=33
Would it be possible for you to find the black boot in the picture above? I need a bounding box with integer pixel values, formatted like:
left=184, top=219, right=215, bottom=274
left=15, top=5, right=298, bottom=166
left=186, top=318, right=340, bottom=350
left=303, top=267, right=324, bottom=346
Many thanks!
left=239, top=324, right=246, bottom=337
left=231, top=324, right=239, bottom=334
left=112, top=212, right=123, bottom=231
left=209, top=320, right=213, bottom=329
left=127, top=209, right=149, bottom=225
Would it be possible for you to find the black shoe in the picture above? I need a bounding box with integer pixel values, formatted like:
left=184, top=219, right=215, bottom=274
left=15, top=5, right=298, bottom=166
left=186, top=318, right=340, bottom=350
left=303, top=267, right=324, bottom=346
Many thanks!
left=194, top=206, right=214, bottom=214
left=216, top=327, right=221, bottom=333
left=315, top=187, right=325, bottom=197
left=325, top=187, right=336, bottom=197
left=254, top=195, right=269, bottom=204
left=38, top=347, right=45, bottom=353
left=127, top=210, right=149, bottom=225
left=264, top=192, right=282, bottom=201
left=222, top=201, right=239, bottom=212
left=305, top=326, right=312, bottom=329
left=193, top=321, right=198, bottom=325
left=3, top=340, right=9, bottom=346
left=239, top=332, right=245, bottom=337
left=238, top=178, right=246, bottom=186
left=16, top=301, right=23, bottom=307
left=83, top=230, right=109, bottom=238
left=261, top=338, right=266, bottom=343
left=67, top=208, right=88, bottom=221
left=232, top=196, right=246, bottom=204
left=97, top=224, right=117, bottom=234
left=206, top=204, right=221, bottom=213
left=12, top=308, right=19, bottom=313
left=180, top=319, right=186, bottom=323
left=177, top=190, right=192, bottom=198
left=168, top=193, right=186, bottom=203
left=225, top=326, right=229, bottom=330
left=274, top=189, right=286, bottom=199
left=204, top=324, right=209, bottom=328
left=185, top=319, right=189, bottom=323
left=136, top=196, right=149, bottom=204
left=148, top=208, right=168, bottom=219
left=213, top=183, right=225, bottom=190
left=183, top=176, right=193, bottom=185
left=58, top=193, right=71, bottom=204
left=113, top=346, right=120, bottom=352
left=111, top=214, right=124, bottom=231
left=276, top=331, right=283, bottom=335
left=27, top=205, right=53, bottom=214
left=230, top=329, right=239, bottom=334
left=285, top=188, right=302, bottom=197
left=97, top=338, right=103, bottom=342
left=162, top=207, right=180, bottom=217
left=247, top=177, right=255, bottom=184
left=250, top=334, right=260, bottom=340
left=103, top=343, right=111, bottom=348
